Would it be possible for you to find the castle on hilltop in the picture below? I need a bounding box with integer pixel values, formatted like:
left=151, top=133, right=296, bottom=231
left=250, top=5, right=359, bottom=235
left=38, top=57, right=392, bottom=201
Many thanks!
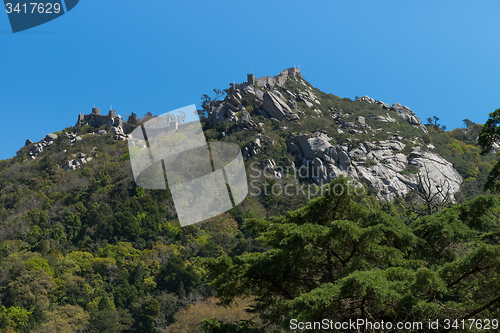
left=77, top=107, right=135, bottom=134
left=231, top=67, right=302, bottom=91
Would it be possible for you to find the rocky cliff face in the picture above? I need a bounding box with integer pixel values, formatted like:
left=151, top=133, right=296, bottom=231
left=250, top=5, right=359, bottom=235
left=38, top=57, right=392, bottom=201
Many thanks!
left=287, top=132, right=462, bottom=202
left=206, top=68, right=463, bottom=203
left=356, top=95, right=428, bottom=133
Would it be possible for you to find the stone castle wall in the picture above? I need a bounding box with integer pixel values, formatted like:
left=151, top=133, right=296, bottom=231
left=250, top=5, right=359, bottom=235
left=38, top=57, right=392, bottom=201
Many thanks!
left=231, top=67, right=301, bottom=91
left=77, top=108, right=134, bottom=134
left=256, top=67, right=301, bottom=88
left=77, top=107, right=199, bottom=136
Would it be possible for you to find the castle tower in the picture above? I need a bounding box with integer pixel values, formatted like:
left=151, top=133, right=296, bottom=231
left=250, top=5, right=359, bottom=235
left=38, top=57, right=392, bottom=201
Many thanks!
left=247, top=73, right=255, bottom=85
left=109, top=109, right=116, bottom=118
left=92, top=107, right=100, bottom=115
left=169, top=121, right=179, bottom=131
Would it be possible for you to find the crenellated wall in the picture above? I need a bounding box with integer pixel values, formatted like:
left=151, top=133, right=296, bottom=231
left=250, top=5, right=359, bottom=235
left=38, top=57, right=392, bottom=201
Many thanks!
left=231, top=68, right=301, bottom=91
left=77, top=108, right=134, bottom=134
left=256, top=67, right=301, bottom=88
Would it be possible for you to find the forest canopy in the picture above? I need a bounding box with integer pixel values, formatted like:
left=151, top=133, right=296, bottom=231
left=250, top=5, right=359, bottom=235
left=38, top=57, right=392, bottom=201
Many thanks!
left=202, top=177, right=500, bottom=333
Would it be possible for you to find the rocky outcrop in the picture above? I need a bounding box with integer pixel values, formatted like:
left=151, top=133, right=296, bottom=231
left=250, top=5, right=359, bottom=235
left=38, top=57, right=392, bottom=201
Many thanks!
left=240, top=110, right=256, bottom=129
left=210, top=103, right=234, bottom=127
left=407, top=150, right=462, bottom=200
left=262, top=159, right=282, bottom=178
left=45, top=133, right=58, bottom=142
left=296, top=134, right=332, bottom=159
left=296, top=87, right=320, bottom=106
left=369, top=114, right=396, bottom=123
left=63, top=153, right=93, bottom=171
left=262, top=92, right=299, bottom=122
left=286, top=133, right=462, bottom=202
left=356, top=95, right=390, bottom=109
left=243, top=135, right=262, bottom=159
left=208, top=90, right=251, bottom=128
left=356, top=96, right=428, bottom=133
left=26, top=133, right=59, bottom=159
left=390, top=103, right=428, bottom=133
left=112, top=126, right=130, bottom=141
left=204, top=70, right=460, bottom=203
left=65, top=132, right=82, bottom=145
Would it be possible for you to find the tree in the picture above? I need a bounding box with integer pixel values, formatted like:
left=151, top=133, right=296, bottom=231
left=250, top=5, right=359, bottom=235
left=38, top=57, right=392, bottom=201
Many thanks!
left=433, top=115, right=439, bottom=125
left=88, top=308, right=120, bottom=333
left=33, top=304, right=89, bottom=333
left=479, top=108, right=500, bottom=191
left=198, top=89, right=225, bottom=121
left=463, top=118, right=475, bottom=129
left=479, top=108, right=500, bottom=154
left=143, top=112, right=154, bottom=122
left=127, top=112, right=138, bottom=125
left=426, top=117, right=433, bottom=125
left=203, top=177, right=500, bottom=333
left=6, top=269, right=56, bottom=310
left=138, top=298, right=160, bottom=332
left=157, top=256, right=200, bottom=297
left=87, top=295, right=133, bottom=333
left=0, top=306, right=31, bottom=332
left=399, top=164, right=454, bottom=218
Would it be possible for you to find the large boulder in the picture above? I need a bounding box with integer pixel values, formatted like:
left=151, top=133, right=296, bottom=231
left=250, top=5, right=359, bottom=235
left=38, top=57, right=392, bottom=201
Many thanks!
left=209, top=104, right=225, bottom=127
left=243, top=85, right=255, bottom=95
left=242, top=136, right=262, bottom=159
left=356, top=95, right=390, bottom=109
left=408, top=150, right=463, bottom=202
left=262, top=92, right=299, bottom=122
left=44, top=133, right=58, bottom=142
left=226, top=93, right=242, bottom=107
left=391, top=103, right=428, bottom=133
left=240, top=110, right=256, bottom=128
left=296, top=134, right=332, bottom=159
left=255, top=89, right=264, bottom=100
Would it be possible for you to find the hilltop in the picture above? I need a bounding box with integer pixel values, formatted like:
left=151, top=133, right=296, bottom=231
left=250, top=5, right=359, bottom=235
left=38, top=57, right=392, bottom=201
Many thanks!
left=201, top=68, right=494, bottom=206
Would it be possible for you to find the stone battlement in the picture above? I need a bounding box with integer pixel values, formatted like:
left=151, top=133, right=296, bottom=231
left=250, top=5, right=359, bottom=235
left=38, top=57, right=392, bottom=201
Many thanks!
left=256, top=67, right=301, bottom=88
left=77, top=108, right=134, bottom=134
left=231, top=67, right=301, bottom=91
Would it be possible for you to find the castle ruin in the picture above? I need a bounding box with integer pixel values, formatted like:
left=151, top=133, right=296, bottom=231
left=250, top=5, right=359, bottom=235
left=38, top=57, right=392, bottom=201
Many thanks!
left=231, top=67, right=302, bottom=92
left=77, top=107, right=134, bottom=134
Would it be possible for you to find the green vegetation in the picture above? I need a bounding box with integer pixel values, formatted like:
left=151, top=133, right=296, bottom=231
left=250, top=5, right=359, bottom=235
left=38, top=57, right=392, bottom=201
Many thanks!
left=479, top=108, right=500, bottom=193
left=0, top=128, right=261, bottom=332
left=203, top=177, right=500, bottom=333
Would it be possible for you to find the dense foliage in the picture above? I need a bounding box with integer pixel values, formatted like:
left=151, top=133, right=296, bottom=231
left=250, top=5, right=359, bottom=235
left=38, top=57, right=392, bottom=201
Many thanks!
left=0, top=128, right=260, bottom=332
left=203, top=177, right=500, bottom=333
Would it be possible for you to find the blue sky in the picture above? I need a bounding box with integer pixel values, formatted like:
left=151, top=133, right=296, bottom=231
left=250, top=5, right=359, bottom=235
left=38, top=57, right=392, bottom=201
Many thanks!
left=1, top=1, right=500, bottom=160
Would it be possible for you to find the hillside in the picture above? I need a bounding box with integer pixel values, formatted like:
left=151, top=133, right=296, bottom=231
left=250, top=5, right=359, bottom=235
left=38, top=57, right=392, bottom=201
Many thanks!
left=0, top=68, right=498, bottom=332
left=203, top=68, right=495, bottom=207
